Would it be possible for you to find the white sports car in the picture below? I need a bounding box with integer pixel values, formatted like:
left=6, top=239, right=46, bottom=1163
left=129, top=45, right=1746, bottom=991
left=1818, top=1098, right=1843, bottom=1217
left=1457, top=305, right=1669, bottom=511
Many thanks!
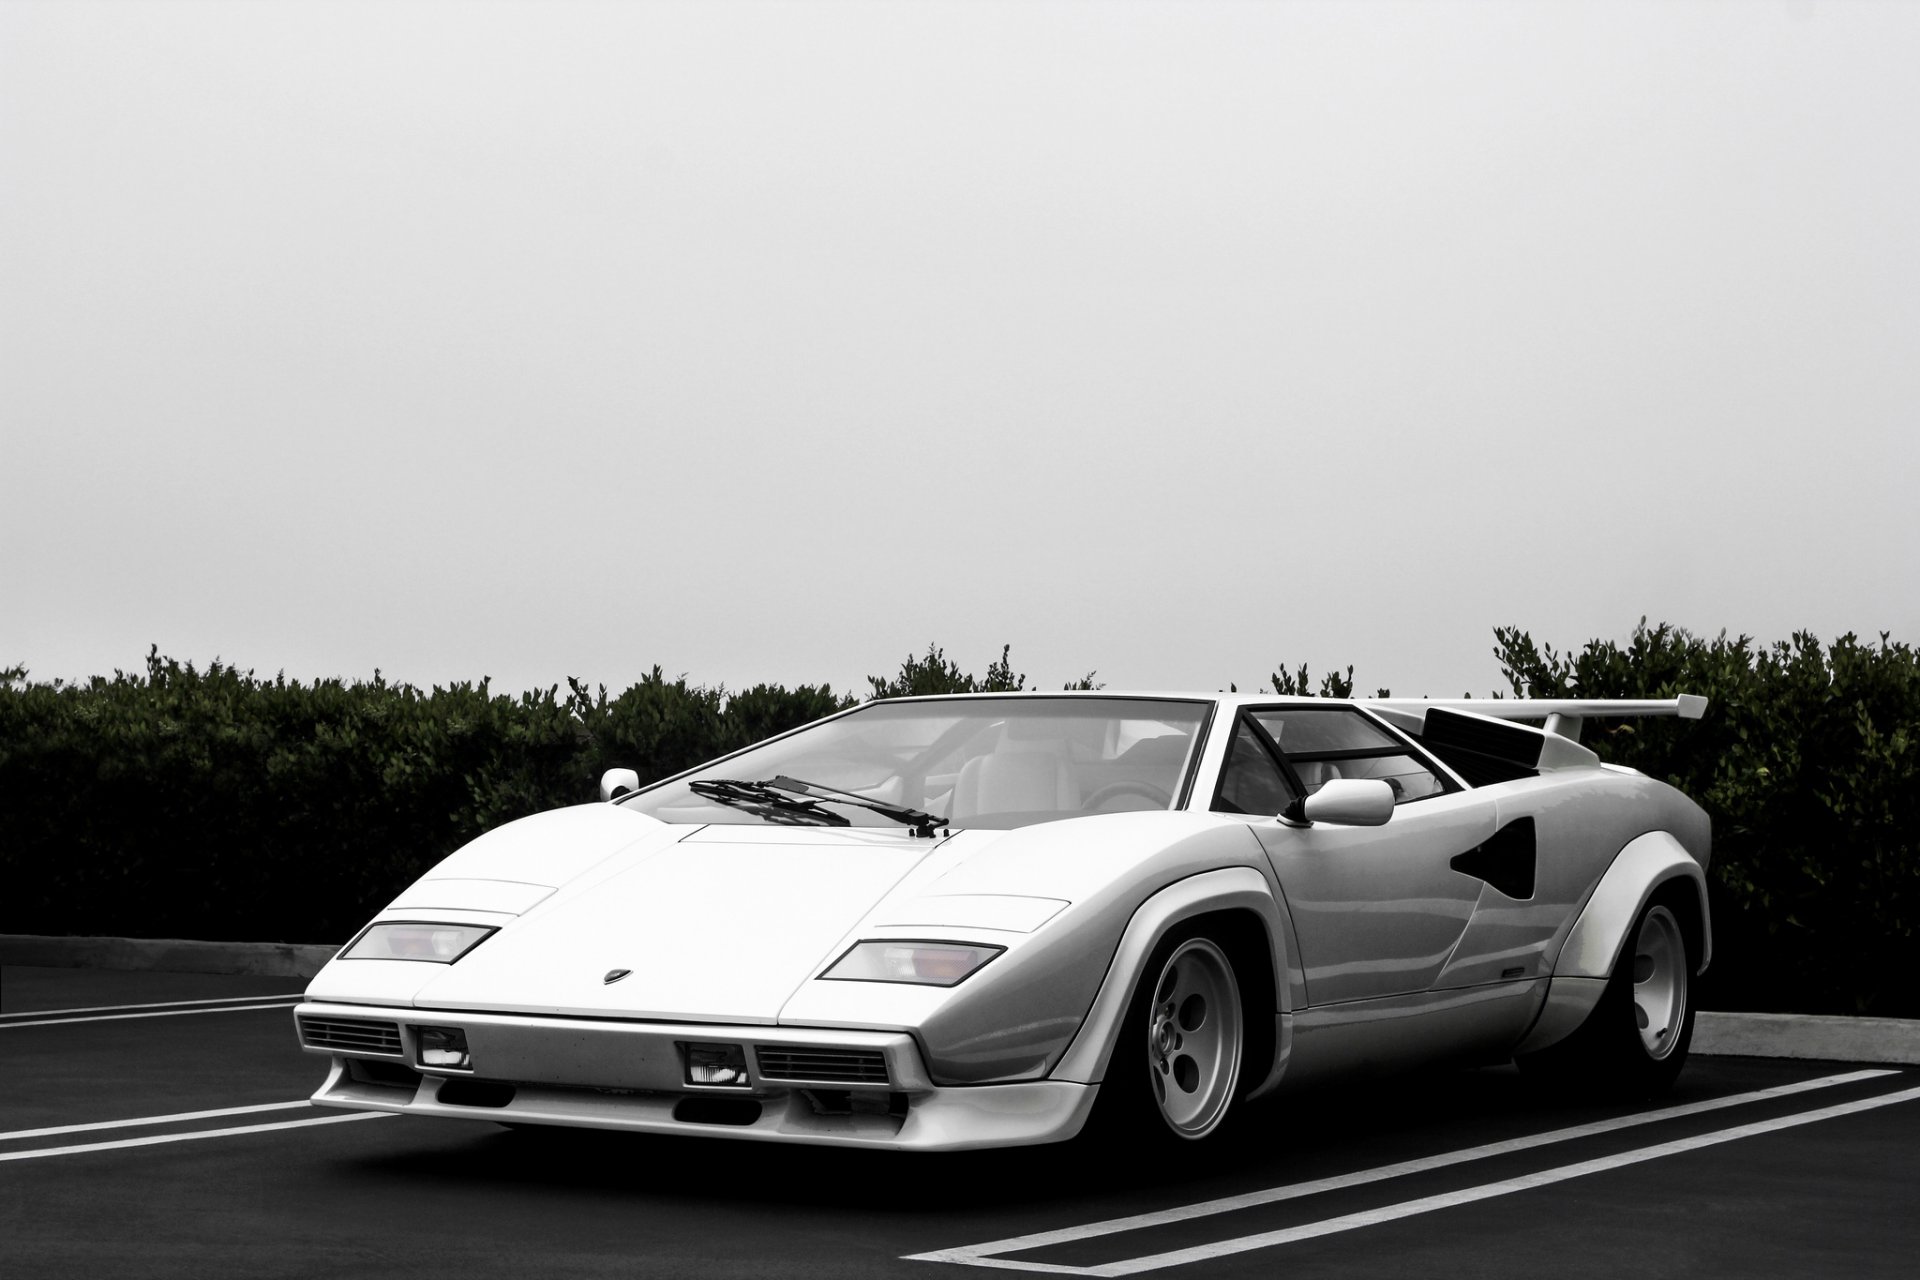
left=295, top=691, right=1712, bottom=1150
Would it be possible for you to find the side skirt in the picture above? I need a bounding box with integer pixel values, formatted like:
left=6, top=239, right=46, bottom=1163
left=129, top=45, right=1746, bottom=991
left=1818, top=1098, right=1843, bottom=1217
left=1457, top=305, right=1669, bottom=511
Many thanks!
left=1272, top=980, right=1547, bottom=1091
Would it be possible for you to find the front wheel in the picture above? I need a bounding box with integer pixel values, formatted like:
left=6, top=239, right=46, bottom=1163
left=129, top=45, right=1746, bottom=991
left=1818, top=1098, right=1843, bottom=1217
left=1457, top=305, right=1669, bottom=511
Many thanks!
left=1097, top=929, right=1246, bottom=1144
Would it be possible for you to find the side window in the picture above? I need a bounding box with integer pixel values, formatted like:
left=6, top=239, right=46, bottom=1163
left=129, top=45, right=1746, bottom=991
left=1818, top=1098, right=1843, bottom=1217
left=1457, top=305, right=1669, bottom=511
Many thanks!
left=1212, top=719, right=1298, bottom=816
left=1251, top=708, right=1452, bottom=805
left=1255, top=708, right=1402, bottom=754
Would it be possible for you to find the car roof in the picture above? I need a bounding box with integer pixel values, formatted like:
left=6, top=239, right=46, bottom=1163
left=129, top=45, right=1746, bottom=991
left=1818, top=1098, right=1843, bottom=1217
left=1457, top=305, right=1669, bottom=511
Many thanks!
left=863, top=691, right=1359, bottom=709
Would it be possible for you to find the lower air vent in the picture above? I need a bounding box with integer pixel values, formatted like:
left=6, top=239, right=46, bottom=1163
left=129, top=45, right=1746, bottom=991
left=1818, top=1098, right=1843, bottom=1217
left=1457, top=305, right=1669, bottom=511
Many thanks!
left=756, top=1047, right=890, bottom=1085
left=347, top=1059, right=423, bottom=1089
left=300, top=1016, right=403, bottom=1056
left=437, top=1078, right=516, bottom=1108
left=674, top=1096, right=763, bottom=1126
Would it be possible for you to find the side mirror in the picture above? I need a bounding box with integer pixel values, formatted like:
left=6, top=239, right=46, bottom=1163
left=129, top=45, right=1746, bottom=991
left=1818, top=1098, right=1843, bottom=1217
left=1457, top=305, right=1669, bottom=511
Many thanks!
left=599, top=768, right=641, bottom=802
left=1289, top=778, right=1394, bottom=827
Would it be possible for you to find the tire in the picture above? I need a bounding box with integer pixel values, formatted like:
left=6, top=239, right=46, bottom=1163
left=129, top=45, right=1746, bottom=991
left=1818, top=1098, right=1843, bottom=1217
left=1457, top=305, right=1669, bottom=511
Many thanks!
left=1520, top=886, right=1697, bottom=1097
left=1093, top=925, right=1248, bottom=1145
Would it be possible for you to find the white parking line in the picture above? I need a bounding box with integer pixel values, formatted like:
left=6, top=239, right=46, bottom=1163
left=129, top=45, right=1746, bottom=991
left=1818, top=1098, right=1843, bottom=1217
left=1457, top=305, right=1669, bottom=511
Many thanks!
left=0, top=993, right=306, bottom=1020
left=0, top=1003, right=299, bottom=1029
left=0, top=1112, right=394, bottom=1163
left=909, top=1068, right=1898, bottom=1273
left=1091, top=1084, right=1920, bottom=1277
left=0, top=1100, right=314, bottom=1143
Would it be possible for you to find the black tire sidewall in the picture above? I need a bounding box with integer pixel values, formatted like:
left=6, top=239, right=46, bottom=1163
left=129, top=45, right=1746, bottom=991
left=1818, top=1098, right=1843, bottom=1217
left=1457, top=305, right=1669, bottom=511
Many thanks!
left=1521, top=883, right=1697, bottom=1096
left=1087, top=922, right=1248, bottom=1149
left=1607, top=888, right=1697, bottom=1093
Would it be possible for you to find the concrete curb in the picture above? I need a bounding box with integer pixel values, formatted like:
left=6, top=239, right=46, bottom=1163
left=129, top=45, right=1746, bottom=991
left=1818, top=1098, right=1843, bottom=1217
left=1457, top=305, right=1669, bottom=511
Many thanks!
left=1693, top=1011, right=1920, bottom=1066
left=4, top=935, right=1916, bottom=1066
left=1, top=933, right=340, bottom=979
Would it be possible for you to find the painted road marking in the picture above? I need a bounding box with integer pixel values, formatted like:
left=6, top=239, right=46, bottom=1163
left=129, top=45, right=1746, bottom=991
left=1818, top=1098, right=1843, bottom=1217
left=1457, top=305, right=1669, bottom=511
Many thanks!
left=909, top=1068, right=1899, bottom=1273
left=1082, top=1084, right=1920, bottom=1276
left=0, top=1003, right=299, bottom=1029
left=0, top=1100, right=314, bottom=1143
left=0, top=993, right=306, bottom=1020
left=0, top=1112, right=394, bottom=1163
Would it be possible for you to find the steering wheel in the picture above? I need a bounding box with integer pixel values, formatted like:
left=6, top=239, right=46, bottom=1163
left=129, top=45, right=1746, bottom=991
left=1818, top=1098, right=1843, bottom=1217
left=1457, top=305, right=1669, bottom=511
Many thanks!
left=1082, top=781, right=1174, bottom=811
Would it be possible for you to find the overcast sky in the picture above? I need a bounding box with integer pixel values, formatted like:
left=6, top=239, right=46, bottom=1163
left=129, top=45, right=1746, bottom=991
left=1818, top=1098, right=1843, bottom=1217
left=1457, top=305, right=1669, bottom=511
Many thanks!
left=5, top=0, right=1916, bottom=701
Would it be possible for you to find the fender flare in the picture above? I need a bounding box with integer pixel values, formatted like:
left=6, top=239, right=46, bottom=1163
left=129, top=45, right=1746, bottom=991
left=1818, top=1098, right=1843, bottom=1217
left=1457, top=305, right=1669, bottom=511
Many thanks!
left=1048, top=866, right=1295, bottom=1095
left=1515, top=829, right=1712, bottom=1056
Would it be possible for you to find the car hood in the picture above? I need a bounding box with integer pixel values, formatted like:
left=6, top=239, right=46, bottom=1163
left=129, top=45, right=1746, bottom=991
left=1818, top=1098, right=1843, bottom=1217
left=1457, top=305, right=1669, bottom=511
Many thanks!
left=409, top=824, right=943, bottom=1023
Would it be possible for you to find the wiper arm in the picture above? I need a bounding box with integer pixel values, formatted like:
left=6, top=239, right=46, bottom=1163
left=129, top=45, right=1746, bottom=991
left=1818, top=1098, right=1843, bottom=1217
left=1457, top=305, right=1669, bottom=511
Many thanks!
left=688, top=778, right=851, bottom=827
left=767, top=776, right=948, bottom=838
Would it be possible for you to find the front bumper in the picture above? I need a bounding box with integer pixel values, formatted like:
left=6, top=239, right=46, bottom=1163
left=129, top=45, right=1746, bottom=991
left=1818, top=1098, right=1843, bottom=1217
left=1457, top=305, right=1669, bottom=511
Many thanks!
left=295, top=1001, right=1095, bottom=1151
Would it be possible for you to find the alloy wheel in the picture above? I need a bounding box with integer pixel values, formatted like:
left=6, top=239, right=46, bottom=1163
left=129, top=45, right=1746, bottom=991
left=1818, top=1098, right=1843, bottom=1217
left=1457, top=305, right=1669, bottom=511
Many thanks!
left=1631, top=904, right=1687, bottom=1061
left=1145, top=937, right=1242, bottom=1138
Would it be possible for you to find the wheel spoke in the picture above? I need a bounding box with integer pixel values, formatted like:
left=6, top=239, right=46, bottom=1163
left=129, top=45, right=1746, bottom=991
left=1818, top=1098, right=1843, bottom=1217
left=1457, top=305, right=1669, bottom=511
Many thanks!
left=1630, top=906, right=1687, bottom=1061
left=1142, top=937, right=1242, bottom=1138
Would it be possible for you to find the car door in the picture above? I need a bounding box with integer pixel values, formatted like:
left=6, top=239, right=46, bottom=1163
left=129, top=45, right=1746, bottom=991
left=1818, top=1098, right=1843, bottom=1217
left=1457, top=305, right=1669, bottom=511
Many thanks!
left=1216, top=706, right=1500, bottom=1005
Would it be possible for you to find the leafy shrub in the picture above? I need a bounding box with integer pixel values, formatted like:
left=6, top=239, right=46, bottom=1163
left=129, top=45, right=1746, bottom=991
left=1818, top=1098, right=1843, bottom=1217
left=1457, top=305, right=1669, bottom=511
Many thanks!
left=0, top=654, right=592, bottom=944
left=866, top=643, right=1024, bottom=698
left=1271, top=663, right=1359, bottom=698
left=0, top=645, right=995, bottom=942
left=4, top=630, right=1914, bottom=1017
left=1490, top=622, right=1920, bottom=1016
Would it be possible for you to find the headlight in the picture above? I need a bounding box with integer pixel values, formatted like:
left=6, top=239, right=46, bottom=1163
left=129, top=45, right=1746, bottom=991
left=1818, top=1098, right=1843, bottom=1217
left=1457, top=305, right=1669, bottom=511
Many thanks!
left=341, top=921, right=497, bottom=964
left=821, top=940, right=1003, bottom=987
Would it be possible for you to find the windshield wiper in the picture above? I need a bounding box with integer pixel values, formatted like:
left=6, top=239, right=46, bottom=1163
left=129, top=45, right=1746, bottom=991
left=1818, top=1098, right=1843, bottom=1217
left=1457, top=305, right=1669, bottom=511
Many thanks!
left=688, top=778, right=851, bottom=828
left=766, top=775, right=948, bottom=838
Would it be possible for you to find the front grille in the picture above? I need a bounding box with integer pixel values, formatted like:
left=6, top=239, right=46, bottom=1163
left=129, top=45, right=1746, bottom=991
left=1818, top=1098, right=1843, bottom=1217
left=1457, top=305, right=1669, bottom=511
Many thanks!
left=300, top=1015, right=403, bottom=1056
left=755, top=1047, right=889, bottom=1085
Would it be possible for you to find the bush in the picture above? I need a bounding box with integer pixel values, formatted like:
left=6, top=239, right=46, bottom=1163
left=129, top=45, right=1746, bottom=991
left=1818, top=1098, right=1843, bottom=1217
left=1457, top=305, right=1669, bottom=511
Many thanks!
left=0, top=645, right=998, bottom=943
left=4, top=631, right=1913, bottom=1017
left=0, top=653, right=593, bottom=944
left=1489, top=622, right=1920, bottom=1016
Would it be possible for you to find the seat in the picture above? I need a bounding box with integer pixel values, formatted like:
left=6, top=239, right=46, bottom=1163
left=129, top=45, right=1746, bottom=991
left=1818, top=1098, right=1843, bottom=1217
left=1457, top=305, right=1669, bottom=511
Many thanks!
left=948, top=750, right=1081, bottom=822
left=1291, top=759, right=1345, bottom=795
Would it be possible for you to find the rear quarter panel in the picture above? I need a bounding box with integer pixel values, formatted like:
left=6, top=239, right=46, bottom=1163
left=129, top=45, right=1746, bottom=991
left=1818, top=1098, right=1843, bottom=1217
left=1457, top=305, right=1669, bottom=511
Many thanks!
left=1435, top=767, right=1711, bottom=989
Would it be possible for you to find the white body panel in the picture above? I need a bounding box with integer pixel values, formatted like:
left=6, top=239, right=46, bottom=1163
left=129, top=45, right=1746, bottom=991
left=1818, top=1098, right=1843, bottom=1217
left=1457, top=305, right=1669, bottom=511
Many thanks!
left=1557, top=829, right=1712, bottom=978
left=386, top=879, right=554, bottom=915
left=1253, top=791, right=1495, bottom=1003
left=413, top=833, right=929, bottom=1023
left=424, top=802, right=665, bottom=882
left=1047, top=866, right=1294, bottom=1086
left=1281, top=981, right=1548, bottom=1089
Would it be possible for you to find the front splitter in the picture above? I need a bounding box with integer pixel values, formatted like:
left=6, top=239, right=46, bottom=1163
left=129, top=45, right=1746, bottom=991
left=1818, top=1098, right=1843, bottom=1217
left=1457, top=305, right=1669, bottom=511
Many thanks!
left=310, top=1057, right=1097, bottom=1151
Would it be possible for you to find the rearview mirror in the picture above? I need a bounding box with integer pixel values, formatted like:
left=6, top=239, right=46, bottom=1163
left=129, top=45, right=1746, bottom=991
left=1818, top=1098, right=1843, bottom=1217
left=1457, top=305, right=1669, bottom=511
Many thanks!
left=1292, top=778, right=1394, bottom=827
left=600, top=768, right=641, bottom=802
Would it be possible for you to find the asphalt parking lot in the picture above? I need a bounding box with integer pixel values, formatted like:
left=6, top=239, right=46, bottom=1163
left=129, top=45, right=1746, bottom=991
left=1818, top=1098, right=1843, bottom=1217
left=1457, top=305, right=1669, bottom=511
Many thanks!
left=4, top=965, right=1917, bottom=1279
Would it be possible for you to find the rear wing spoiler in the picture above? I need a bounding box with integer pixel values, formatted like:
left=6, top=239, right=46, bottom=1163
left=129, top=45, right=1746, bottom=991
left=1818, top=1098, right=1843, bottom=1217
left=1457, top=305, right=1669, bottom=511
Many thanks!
left=1365, top=695, right=1706, bottom=740
left=1359, top=695, right=1708, bottom=778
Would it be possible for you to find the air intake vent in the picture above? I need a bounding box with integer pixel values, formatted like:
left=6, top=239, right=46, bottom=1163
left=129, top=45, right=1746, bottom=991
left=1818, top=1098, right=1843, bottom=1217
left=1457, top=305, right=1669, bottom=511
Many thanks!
left=756, top=1047, right=890, bottom=1085
left=300, top=1016, right=403, bottom=1056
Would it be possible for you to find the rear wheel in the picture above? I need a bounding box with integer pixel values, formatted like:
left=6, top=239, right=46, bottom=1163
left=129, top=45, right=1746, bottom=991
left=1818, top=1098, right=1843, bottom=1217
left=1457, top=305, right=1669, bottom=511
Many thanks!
left=1096, top=927, right=1247, bottom=1144
left=1627, top=903, right=1691, bottom=1070
left=1521, top=888, right=1696, bottom=1096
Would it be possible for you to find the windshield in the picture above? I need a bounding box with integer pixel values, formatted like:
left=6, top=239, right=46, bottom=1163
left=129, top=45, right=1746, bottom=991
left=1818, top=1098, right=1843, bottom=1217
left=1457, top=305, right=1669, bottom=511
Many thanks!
left=622, top=696, right=1211, bottom=830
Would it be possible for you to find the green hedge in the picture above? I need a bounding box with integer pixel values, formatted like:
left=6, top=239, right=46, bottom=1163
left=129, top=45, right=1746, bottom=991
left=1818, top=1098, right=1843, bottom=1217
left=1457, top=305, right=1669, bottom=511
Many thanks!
left=3, top=629, right=1914, bottom=1016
